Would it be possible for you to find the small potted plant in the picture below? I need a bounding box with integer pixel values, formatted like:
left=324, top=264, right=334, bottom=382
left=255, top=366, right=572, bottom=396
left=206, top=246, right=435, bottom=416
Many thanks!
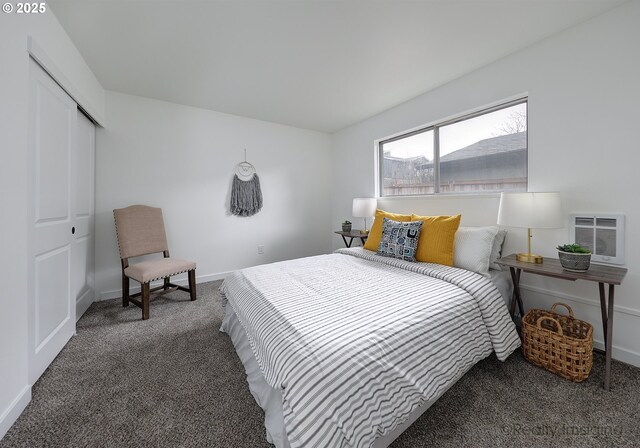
left=342, top=220, right=352, bottom=232
left=557, top=243, right=591, bottom=272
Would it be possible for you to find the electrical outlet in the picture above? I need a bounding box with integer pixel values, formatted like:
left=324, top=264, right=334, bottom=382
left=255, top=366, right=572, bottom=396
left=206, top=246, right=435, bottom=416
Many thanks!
left=257, top=245, right=265, bottom=254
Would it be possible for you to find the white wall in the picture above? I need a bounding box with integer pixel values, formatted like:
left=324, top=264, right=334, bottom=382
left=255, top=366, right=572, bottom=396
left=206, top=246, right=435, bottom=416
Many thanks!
left=331, top=1, right=640, bottom=366
left=0, top=10, right=105, bottom=440
left=95, top=91, right=333, bottom=298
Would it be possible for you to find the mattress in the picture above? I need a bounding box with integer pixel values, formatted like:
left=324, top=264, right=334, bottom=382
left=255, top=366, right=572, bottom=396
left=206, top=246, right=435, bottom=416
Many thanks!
left=219, top=248, right=519, bottom=448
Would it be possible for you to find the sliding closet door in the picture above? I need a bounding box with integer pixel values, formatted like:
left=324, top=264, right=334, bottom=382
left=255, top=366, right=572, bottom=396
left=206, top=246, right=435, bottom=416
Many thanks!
left=28, top=58, right=77, bottom=384
left=74, top=111, right=95, bottom=320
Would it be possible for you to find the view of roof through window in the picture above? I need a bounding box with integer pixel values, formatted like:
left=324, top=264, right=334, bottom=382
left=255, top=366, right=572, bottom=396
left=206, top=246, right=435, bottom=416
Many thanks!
left=380, top=101, right=527, bottom=196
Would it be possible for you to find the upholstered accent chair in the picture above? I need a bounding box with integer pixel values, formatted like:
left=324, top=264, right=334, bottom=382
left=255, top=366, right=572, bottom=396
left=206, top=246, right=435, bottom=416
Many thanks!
left=113, top=205, right=196, bottom=320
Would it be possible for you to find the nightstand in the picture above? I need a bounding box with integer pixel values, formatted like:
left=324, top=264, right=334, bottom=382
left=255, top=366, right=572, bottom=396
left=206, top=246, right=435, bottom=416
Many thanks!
left=335, top=230, right=368, bottom=248
left=496, top=254, right=627, bottom=390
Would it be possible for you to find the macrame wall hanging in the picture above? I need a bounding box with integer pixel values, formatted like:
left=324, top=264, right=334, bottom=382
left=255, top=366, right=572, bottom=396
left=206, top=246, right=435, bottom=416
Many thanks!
left=230, top=149, right=263, bottom=217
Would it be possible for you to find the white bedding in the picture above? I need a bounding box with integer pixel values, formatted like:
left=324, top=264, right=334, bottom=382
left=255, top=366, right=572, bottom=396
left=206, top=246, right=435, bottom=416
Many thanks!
left=219, top=248, right=520, bottom=448
left=221, top=303, right=453, bottom=448
left=490, top=268, right=513, bottom=308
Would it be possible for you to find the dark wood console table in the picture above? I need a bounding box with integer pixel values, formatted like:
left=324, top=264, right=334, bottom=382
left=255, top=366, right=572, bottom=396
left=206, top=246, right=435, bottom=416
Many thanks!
left=496, top=254, right=627, bottom=391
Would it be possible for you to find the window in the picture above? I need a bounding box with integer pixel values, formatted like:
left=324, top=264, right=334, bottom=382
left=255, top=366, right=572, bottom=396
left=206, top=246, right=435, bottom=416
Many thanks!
left=379, top=99, right=527, bottom=196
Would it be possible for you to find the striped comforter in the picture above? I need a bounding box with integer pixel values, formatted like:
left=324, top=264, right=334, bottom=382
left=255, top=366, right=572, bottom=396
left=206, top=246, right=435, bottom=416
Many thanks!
left=219, top=248, right=520, bottom=448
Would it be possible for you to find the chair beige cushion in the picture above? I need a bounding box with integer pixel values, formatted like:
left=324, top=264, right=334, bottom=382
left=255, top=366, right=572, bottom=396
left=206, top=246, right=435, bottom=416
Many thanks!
left=124, top=258, right=196, bottom=283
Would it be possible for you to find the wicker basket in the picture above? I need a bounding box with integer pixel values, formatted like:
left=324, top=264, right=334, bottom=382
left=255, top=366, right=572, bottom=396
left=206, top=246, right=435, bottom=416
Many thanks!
left=521, top=302, right=593, bottom=382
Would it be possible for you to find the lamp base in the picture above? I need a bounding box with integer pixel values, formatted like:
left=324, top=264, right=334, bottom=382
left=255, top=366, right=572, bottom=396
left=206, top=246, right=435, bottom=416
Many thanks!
left=516, top=253, right=543, bottom=263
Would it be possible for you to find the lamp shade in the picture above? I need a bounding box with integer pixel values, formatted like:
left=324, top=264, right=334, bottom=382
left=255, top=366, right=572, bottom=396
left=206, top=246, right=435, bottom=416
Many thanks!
left=352, top=198, right=377, bottom=218
left=497, top=192, right=563, bottom=229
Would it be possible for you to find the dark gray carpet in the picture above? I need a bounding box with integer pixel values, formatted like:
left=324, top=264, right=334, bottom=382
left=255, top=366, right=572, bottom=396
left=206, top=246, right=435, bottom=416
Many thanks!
left=2, top=280, right=639, bottom=448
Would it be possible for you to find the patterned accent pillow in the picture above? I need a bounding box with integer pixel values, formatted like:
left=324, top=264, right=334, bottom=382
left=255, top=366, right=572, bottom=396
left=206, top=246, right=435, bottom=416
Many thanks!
left=377, top=218, right=423, bottom=262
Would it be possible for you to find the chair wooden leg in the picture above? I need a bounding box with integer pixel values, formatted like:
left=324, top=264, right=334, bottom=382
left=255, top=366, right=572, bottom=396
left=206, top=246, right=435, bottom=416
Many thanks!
left=122, top=274, right=130, bottom=307
left=164, top=277, right=170, bottom=290
left=142, top=282, right=150, bottom=320
left=188, top=270, right=197, bottom=301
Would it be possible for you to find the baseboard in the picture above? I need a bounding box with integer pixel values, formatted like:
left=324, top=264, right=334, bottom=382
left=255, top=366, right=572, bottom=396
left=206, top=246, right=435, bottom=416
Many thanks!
left=592, top=340, right=640, bottom=368
left=97, top=271, right=232, bottom=301
left=520, top=283, right=640, bottom=368
left=0, top=386, right=31, bottom=440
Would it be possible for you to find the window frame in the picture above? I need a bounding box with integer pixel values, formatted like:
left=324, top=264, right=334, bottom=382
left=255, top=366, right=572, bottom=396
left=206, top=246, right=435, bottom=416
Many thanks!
left=378, top=97, right=528, bottom=197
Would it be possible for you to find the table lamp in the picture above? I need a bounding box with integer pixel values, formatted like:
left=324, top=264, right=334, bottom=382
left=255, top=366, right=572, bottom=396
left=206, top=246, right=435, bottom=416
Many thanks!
left=352, top=198, right=377, bottom=234
left=497, top=192, right=563, bottom=263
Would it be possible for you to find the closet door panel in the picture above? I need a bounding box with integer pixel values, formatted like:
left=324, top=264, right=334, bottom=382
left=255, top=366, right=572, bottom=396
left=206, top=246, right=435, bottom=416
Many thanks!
left=35, top=84, right=71, bottom=222
left=74, top=113, right=93, bottom=238
left=74, top=111, right=96, bottom=320
left=28, top=57, right=77, bottom=384
left=34, top=248, right=71, bottom=350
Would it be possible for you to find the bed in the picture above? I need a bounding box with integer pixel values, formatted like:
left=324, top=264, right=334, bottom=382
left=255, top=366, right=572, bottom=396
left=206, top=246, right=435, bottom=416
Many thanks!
left=219, top=247, right=520, bottom=448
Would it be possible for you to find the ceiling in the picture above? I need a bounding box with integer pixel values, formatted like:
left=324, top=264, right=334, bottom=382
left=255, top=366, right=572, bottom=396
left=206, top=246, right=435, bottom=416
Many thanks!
left=49, top=0, right=625, bottom=133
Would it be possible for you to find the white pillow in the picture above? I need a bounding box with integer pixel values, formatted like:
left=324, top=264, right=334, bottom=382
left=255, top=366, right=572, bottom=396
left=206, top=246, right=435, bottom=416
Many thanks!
left=454, top=226, right=499, bottom=277
left=489, top=229, right=507, bottom=270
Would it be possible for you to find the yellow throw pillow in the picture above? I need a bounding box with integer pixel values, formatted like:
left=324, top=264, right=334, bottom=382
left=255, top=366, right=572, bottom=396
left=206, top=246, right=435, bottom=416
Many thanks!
left=363, top=209, right=412, bottom=252
left=410, top=214, right=462, bottom=266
